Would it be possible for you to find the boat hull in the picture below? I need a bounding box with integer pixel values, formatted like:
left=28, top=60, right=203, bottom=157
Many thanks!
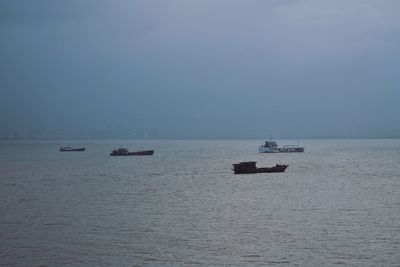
left=110, top=150, right=154, bottom=156
left=279, top=147, right=304, bottom=153
left=259, top=147, right=304, bottom=153
left=258, top=147, right=279, bottom=153
left=233, top=162, right=288, bottom=174
left=257, top=164, right=288, bottom=173
left=59, top=148, right=85, bottom=152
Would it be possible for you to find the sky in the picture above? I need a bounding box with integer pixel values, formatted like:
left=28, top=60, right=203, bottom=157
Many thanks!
left=1, top=0, right=399, bottom=139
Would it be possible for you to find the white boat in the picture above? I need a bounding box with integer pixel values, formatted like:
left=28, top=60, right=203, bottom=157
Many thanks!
left=259, top=140, right=280, bottom=153
left=259, top=139, right=304, bottom=153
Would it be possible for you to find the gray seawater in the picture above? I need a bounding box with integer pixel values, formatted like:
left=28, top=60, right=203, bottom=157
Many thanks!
left=1, top=139, right=400, bottom=266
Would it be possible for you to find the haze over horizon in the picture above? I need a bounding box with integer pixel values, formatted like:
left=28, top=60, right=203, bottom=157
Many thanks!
left=1, top=0, right=400, bottom=139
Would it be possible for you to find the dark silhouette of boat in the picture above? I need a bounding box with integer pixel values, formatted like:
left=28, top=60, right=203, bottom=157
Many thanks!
left=59, top=146, right=86, bottom=152
left=110, top=147, right=154, bottom=156
left=232, top=161, right=288, bottom=174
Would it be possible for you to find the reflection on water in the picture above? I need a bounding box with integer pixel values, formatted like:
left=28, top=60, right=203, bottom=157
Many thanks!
left=1, top=139, right=400, bottom=266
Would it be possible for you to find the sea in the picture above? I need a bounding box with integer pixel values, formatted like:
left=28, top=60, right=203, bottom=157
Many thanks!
left=1, top=139, right=399, bottom=266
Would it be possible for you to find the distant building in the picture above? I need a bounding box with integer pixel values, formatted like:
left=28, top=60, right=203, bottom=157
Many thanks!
left=135, top=128, right=158, bottom=139
left=3, top=129, right=28, bottom=140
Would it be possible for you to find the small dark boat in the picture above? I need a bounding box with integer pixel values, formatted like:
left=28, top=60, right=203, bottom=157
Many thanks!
left=59, top=146, right=85, bottom=152
left=110, top=147, right=154, bottom=156
left=232, top=161, right=288, bottom=174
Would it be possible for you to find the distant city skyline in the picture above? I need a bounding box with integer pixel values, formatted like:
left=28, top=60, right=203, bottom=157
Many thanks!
left=1, top=125, right=398, bottom=140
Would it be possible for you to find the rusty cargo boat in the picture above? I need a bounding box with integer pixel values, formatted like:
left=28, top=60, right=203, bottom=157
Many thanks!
left=110, top=147, right=154, bottom=156
left=232, top=161, right=288, bottom=174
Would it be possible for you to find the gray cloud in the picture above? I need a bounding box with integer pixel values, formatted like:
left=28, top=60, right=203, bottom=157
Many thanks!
left=1, top=0, right=399, bottom=138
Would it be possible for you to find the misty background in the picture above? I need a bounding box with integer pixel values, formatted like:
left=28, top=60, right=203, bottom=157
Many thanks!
left=1, top=0, right=399, bottom=139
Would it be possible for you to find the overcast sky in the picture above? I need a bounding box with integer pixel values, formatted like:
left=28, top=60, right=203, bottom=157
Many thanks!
left=1, top=0, right=399, bottom=138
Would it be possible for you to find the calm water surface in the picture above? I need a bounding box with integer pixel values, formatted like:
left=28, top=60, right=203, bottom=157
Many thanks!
left=1, top=139, right=400, bottom=266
